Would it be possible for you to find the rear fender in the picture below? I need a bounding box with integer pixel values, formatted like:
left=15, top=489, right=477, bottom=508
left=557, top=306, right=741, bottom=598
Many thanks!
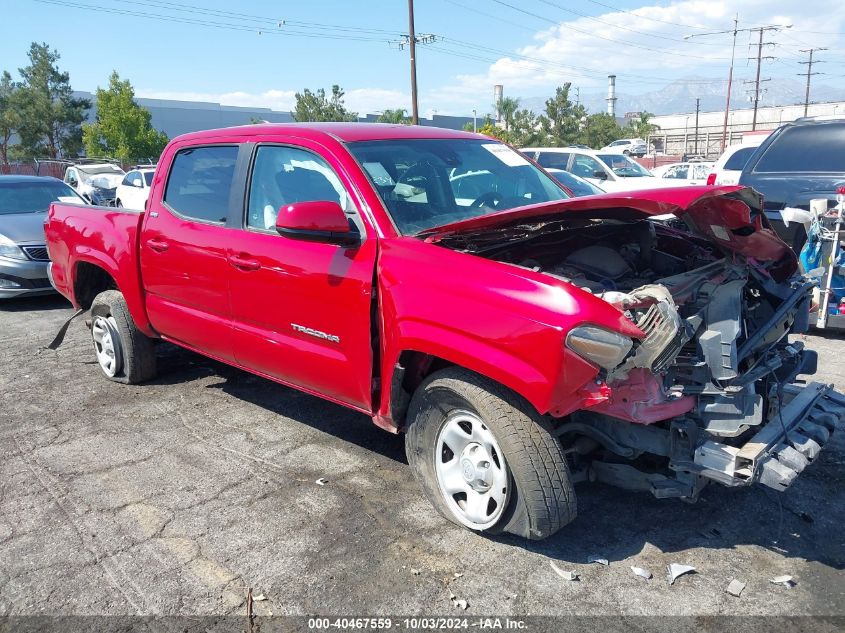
left=70, top=252, right=155, bottom=337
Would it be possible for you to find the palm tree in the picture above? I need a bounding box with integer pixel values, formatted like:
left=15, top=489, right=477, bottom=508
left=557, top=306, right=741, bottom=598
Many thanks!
left=495, top=96, right=520, bottom=131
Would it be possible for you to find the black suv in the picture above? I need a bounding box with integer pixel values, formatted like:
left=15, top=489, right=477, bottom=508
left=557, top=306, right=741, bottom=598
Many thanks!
left=739, top=116, right=845, bottom=252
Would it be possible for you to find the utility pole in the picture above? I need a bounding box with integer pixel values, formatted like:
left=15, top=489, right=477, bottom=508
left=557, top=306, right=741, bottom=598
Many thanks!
left=693, top=98, right=700, bottom=155
left=747, top=25, right=781, bottom=130
left=799, top=48, right=827, bottom=116
left=407, top=0, right=419, bottom=125
left=684, top=20, right=789, bottom=145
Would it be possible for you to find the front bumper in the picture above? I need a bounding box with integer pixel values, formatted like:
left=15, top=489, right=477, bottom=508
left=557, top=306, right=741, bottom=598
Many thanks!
left=690, top=381, right=845, bottom=491
left=0, top=255, right=53, bottom=299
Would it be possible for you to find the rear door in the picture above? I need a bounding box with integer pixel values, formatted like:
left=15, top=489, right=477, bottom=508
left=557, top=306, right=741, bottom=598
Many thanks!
left=140, top=142, right=244, bottom=361
left=226, top=139, right=378, bottom=410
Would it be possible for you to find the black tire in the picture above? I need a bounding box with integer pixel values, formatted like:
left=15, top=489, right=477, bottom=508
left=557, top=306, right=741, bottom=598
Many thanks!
left=89, top=290, right=157, bottom=384
left=405, top=367, right=576, bottom=540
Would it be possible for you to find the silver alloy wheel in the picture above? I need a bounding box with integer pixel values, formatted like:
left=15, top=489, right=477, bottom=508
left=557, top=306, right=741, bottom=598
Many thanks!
left=435, top=409, right=510, bottom=530
left=91, top=315, right=123, bottom=378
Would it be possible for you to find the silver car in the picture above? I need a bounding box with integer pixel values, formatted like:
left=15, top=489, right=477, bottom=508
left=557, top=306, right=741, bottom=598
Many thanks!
left=0, top=175, right=85, bottom=299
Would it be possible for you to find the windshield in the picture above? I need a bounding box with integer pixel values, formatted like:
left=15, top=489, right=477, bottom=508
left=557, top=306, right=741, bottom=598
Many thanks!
left=547, top=169, right=604, bottom=196
left=597, top=153, right=652, bottom=177
left=0, top=180, right=83, bottom=214
left=348, top=139, right=568, bottom=234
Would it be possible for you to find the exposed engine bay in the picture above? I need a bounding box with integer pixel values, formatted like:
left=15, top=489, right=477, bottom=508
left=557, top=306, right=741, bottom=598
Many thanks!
left=433, top=216, right=845, bottom=499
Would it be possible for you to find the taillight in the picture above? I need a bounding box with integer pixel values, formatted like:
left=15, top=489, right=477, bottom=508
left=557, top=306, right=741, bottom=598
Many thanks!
left=706, top=173, right=717, bottom=185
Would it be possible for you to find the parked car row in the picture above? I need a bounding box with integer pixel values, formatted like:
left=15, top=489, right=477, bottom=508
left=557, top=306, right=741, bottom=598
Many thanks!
left=0, top=175, right=85, bottom=298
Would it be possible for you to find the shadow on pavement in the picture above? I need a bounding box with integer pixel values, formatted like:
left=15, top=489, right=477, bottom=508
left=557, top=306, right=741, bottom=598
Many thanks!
left=150, top=341, right=408, bottom=464
left=0, top=294, right=71, bottom=312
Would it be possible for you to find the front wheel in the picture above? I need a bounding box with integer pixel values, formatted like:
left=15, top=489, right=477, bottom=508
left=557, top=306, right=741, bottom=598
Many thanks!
left=405, top=367, right=576, bottom=540
left=90, top=290, right=157, bottom=384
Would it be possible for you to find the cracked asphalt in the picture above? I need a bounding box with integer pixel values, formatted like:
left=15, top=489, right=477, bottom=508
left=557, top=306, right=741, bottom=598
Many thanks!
left=1, top=294, right=844, bottom=619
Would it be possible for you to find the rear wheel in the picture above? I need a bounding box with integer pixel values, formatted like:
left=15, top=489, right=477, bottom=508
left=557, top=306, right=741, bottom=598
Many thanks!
left=405, top=367, right=576, bottom=540
left=90, top=290, right=156, bottom=384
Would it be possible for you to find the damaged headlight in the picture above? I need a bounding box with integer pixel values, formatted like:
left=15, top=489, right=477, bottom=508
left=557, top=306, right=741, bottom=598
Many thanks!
left=566, top=325, right=633, bottom=371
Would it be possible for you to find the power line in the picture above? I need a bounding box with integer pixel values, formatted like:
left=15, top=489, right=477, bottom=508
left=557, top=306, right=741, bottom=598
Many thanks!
left=31, top=0, right=398, bottom=41
left=580, top=0, right=710, bottom=30
left=534, top=0, right=723, bottom=46
left=798, top=48, right=828, bottom=116
left=745, top=25, right=784, bottom=130
left=488, top=0, right=733, bottom=60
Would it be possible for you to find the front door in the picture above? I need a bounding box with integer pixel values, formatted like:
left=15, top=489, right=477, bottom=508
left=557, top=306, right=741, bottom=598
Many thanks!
left=140, top=143, right=240, bottom=361
left=227, top=142, right=378, bottom=410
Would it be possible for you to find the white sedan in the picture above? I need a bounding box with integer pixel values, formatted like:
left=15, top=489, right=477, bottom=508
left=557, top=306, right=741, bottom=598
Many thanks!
left=115, top=167, right=156, bottom=211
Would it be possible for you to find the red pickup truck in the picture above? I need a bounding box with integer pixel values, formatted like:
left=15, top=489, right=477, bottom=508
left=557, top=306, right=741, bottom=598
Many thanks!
left=45, top=124, right=845, bottom=540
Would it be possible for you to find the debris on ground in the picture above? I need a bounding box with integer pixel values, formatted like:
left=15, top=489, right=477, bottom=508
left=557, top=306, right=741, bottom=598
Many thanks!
left=770, top=575, right=797, bottom=588
left=252, top=594, right=267, bottom=602
left=315, top=478, right=328, bottom=486
left=725, top=579, right=746, bottom=597
left=453, top=572, right=463, bottom=579
left=550, top=561, right=579, bottom=581
left=448, top=590, right=469, bottom=610
left=631, top=566, right=652, bottom=580
left=587, top=555, right=609, bottom=566
left=410, top=568, right=420, bottom=576
left=667, top=564, right=696, bottom=585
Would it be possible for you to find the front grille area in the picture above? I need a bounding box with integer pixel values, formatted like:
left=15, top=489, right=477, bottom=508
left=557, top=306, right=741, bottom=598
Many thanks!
left=22, top=246, right=49, bottom=261
left=636, top=301, right=686, bottom=373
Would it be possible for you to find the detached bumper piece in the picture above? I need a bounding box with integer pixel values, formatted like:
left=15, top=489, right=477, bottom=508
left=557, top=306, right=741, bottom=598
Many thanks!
left=693, top=382, right=845, bottom=491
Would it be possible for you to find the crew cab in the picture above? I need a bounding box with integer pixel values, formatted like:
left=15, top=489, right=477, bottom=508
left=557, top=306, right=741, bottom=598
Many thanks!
left=45, top=124, right=845, bottom=540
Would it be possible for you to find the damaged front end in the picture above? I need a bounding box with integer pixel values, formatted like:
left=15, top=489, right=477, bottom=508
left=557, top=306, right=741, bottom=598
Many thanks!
left=429, top=187, right=845, bottom=499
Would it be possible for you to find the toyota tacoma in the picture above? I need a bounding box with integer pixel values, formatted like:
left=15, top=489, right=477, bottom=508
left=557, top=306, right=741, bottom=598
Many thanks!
left=44, top=124, right=845, bottom=540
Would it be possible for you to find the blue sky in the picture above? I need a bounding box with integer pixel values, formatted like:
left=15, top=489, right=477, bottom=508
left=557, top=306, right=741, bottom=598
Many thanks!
left=3, top=0, right=845, bottom=116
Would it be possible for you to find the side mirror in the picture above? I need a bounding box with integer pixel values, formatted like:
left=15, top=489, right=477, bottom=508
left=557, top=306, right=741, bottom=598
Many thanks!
left=275, top=200, right=361, bottom=247
left=593, top=170, right=608, bottom=180
left=133, top=180, right=144, bottom=188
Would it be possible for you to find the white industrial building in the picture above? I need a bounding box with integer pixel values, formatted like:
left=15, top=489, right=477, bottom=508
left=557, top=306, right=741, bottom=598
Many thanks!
left=648, top=100, right=845, bottom=158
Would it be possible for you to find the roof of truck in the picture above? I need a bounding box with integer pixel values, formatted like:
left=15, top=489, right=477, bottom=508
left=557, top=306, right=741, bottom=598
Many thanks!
left=172, top=122, right=482, bottom=144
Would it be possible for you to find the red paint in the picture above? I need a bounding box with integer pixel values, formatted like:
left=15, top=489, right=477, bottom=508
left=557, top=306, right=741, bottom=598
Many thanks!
left=276, top=200, right=351, bottom=233
left=590, top=369, right=695, bottom=424
left=45, top=124, right=783, bottom=435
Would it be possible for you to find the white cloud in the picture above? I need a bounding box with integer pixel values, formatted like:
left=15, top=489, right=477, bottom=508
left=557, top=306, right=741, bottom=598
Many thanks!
left=423, top=0, right=845, bottom=112
left=137, top=89, right=297, bottom=111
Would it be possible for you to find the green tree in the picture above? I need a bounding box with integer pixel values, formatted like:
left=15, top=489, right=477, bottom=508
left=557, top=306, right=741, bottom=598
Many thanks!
left=82, top=71, right=168, bottom=162
left=13, top=43, right=89, bottom=159
left=495, top=96, right=520, bottom=132
left=0, top=71, right=19, bottom=165
left=293, top=85, right=357, bottom=122
left=376, top=108, right=410, bottom=124
left=508, top=108, right=542, bottom=147
left=580, top=113, right=623, bottom=149
left=537, top=83, right=586, bottom=146
left=626, top=111, right=659, bottom=139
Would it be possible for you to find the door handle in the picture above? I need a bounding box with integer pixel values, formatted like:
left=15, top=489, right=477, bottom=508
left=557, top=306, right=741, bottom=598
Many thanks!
left=147, top=238, right=169, bottom=252
left=228, top=254, right=261, bottom=271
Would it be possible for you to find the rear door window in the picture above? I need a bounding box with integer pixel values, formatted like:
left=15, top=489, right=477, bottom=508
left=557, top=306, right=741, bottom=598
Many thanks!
left=163, top=145, right=238, bottom=223
left=723, top=146, right=757, bottom=171
left=753, top=125, right=845, bottom=173
left=536, top=152, right=571, bottom=170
